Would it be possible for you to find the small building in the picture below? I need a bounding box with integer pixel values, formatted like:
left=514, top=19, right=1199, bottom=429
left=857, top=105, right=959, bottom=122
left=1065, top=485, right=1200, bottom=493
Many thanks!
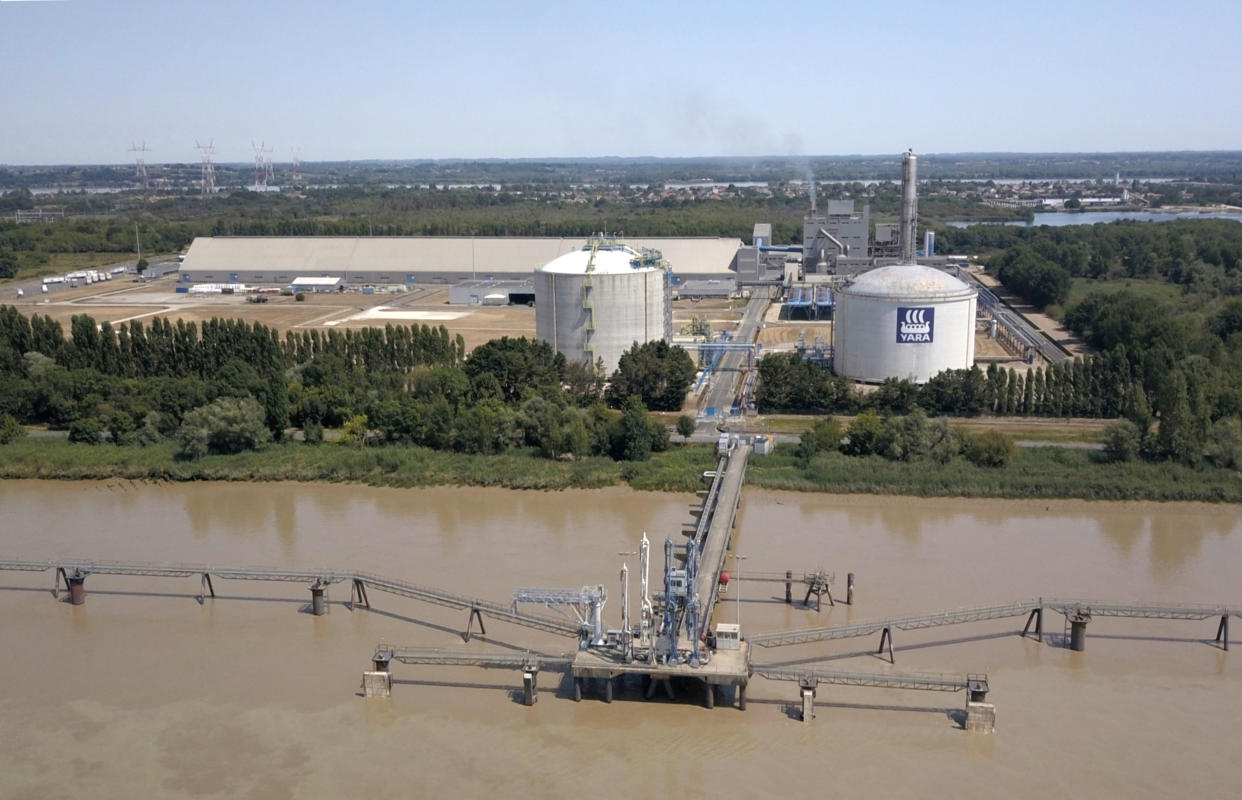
left=715, top=622, right=741, bottom=650
left=448, top=279, right=535, bottom=305
left=289, top=276, right=343, bottom=293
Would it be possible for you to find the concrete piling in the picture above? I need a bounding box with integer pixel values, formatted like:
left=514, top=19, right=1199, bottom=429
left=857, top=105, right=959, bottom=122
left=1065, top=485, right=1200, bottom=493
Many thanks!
left=799, top=676, right=817, bottom=722
left=67, top=573, right=87, bottom=605
left=785, top=570, right=793, bottom=604
left=1069, top=611, right=1090, bottom=651
left=704, top=681, right=714, bottom=709
left=964, top=700, right=996, bottom=732
left=846, top=573, right=855, bottom=605
left=522, top=667, right=538, bottom=705
left=737, top=683, right=747, bottom=711
left=361, top=671, right=392, bottom=698
left=310, top=582, right=329, bottom=616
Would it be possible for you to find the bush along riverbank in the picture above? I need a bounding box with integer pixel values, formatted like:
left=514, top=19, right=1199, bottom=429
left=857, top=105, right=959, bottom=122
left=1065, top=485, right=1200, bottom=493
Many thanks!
left=0, top=438, right=719, bottom=493
left=745, top=444, right=1242, bottom=502
left=1, top=437, right=1240, bottom=502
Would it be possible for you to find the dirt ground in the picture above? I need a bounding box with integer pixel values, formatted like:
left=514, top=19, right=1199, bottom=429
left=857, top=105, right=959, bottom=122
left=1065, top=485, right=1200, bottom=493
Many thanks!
left=8, top=278, right=537, bottom=352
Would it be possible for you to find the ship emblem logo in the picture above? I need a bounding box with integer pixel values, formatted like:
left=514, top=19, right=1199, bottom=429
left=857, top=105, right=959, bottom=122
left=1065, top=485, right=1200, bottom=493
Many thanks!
left=897, top=307, right=934, bottom=343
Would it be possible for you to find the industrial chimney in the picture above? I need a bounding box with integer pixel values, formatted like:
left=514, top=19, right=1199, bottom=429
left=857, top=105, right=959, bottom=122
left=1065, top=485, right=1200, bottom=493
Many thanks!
left=900, top=150, right=918, bottom=262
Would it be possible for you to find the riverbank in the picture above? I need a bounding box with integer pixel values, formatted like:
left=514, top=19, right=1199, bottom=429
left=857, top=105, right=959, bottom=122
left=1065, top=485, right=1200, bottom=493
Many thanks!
left=1, top=438, right=1239, bottom=502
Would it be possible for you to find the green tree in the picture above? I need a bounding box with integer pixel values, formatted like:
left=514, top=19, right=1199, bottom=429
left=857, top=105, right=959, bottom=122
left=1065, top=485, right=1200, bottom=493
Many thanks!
left=465, top=337, right=565, bottom=403
left=675, top=414, right=696, bottom=442
left=881, top=409, right=931, bottom=461
left=610, top=395, right=654, bottom=461
left=963, top=430, right=1016, bottom=467
left=605, top=340, right=696, bottom=412
left=1154, top=369, right=1198, bottom=463
left=68, top=416, right=104, bottom=445
left=1102, top=420, right=1142, bottom=462
left=176, top=397, right=272, bottom=459
left=0, top=414, right=25, bottom=444
left=841, top=411, right=885, bottom=456
left=1205, top=417, right=1242, bottom=470
left=927, top=418, right=960, bottom=464
left=340, top=414, right=370, bottom=447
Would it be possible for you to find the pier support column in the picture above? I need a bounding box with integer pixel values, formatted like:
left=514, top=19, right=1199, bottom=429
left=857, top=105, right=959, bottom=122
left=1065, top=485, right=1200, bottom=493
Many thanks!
left=704, top=681, right=715, bottom=709
left=1216, top=615, right=1230, bottom=651
left=878, top=627, right=895, bottom=663
left=309, top=582, right=328, bottom=616
left=799, top=677, right=817, bottom=723
left=372, top=651, right=391, bottom=673
left=1022, top=606, right=1043, bottom=642
left=964, top=699, right=996, bottom=732
left=573, top=677, right=583, bottom=702
left=964, top=678, right=995, bottom=732
left=1068, top=611, right=1091, bottom=651
left=846, top=573, right=855, bottom=606
left=361, top=670, right=391, bottom=698
left=603, top=677, right=614, bottom=704
left=350, top=579, right=370, bottom=610
left=785, top=570, right=793, bottom=605
left=737, top=683, right=747, bottom=711
left=522, top=666, right=538, bottom=706
left=66, top=570, right=87, bottom=605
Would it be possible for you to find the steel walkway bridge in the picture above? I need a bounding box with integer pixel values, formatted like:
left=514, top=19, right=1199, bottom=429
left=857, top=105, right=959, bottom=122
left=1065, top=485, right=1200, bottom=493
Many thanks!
left=750, top=598, right=1238, bottom=660
left=752, top=664, right=985, bottom=694
left=0, top=558, right=581, bottom=639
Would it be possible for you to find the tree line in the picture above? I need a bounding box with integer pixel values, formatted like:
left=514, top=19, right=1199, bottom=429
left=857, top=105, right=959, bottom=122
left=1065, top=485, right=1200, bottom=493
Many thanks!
left=0, top=306, right=697, bottom=464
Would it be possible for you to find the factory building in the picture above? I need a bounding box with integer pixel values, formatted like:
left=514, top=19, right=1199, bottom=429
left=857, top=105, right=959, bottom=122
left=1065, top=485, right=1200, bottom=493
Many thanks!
left=178, top=236, right=741, bottom=285
left=802, top=199, right=871, bottom=274
left=832, top=264, right=977, bottom=384
left=535, top=243, right=667, bottom=375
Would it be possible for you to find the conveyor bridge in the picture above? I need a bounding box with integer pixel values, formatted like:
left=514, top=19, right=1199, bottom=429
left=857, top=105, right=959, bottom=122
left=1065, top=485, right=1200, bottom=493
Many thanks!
left=0, top=558, right=581, bottom=639
left=750, top=597, right=1239, bottom=660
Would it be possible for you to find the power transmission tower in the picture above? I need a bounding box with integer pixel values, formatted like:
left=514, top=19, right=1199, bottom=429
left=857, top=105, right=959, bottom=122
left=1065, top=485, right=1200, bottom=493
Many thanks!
left=129, top=141, right=150, bottom=190
left=195, top=139, right=216, bottom=196
left=252, top=140, right=274, bottom=191
left=290, top=147, right=304, bottom=190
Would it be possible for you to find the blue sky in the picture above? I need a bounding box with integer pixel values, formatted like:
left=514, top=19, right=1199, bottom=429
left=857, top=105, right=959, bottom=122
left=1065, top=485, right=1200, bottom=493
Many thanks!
left=1, top=0, right=1239, bottom=164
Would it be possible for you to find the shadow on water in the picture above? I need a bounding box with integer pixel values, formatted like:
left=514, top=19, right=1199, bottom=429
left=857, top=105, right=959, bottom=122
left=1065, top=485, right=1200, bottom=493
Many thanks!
left=756, top=630, right=1019, bottom=668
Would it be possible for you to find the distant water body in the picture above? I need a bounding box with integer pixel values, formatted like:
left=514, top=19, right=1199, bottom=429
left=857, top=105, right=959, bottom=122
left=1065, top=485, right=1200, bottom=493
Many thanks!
left=949, top=210, right=1242, bottom=228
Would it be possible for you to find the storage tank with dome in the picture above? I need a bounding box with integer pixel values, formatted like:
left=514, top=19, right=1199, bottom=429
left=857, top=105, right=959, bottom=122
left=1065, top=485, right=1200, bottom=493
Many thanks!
left=833, top=264, right=977, bottom=383
left=535, top=241, right=669, bottom=375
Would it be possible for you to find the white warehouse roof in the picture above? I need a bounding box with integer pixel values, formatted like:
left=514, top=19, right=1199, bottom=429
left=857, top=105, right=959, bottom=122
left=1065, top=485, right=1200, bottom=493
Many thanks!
left=180, top=236, right=741, bottom=276
left=842, top=264, right=975, bottom=300
left=538, top=245, right=662, bottom=275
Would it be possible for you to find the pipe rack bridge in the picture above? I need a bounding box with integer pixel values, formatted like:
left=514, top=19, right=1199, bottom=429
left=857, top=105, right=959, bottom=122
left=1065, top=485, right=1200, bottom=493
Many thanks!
left=750, top=665, right=993, bottom=726
left=363, top=645, right=576, bottom=704
left=693, top=441, right=751, bottom=636
left=0, top=558, right=580, bottom=639
left=749, top=598, right=1239, bottom=660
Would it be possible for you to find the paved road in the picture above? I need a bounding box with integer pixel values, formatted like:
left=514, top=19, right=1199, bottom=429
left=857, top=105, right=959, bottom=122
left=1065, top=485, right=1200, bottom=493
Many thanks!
left=698, top=289, right=770, bottom=425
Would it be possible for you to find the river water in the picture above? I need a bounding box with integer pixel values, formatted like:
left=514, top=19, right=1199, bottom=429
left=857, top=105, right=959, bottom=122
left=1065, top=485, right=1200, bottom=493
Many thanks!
left=949, top=210, right=1242, bottom=228
left=1, top=480, right=1239, bottom=799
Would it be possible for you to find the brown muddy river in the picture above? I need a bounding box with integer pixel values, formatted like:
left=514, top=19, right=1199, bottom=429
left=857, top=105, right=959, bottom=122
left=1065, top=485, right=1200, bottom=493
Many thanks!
left=1, top=480, right=1239, bottom=799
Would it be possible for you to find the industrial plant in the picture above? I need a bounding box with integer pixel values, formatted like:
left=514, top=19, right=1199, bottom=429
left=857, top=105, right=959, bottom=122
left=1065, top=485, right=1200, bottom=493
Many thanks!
left=163, top=150, right=1056, bottom=393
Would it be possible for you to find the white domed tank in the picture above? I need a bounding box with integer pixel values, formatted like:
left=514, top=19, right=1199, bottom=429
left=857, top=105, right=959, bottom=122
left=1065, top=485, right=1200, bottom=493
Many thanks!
left=535, top=243, right=667, bottom=375
left=834, top=264, right=977, bottom=383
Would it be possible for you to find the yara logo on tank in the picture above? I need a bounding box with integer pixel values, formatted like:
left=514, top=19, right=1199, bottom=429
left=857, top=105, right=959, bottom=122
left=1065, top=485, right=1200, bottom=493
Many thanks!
left=896, top=306, right=934, bottom=343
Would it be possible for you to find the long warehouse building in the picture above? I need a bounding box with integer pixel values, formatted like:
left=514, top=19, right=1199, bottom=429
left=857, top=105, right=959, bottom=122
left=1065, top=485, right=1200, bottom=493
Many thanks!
left=177, top=236, right=743, bottom=285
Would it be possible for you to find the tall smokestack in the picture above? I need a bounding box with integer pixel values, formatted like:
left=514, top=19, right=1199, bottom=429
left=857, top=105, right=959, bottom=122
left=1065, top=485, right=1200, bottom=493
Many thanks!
left=900, top=149, right=918, bottom=262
